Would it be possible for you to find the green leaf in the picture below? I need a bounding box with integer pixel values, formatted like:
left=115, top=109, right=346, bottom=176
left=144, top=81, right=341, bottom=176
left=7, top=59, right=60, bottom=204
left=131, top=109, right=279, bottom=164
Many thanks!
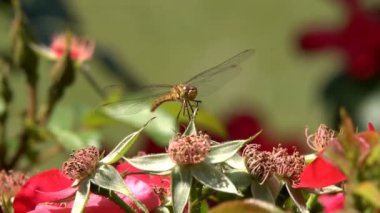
left=191, top=162, right=239, bottom=195
left=72, top=179, right=91, bottom=213
left=91, top=164, right=148, bottom=213
left=48, top=125, right=86, bottom=150
left=250, top=180, right=275, bottom=203
left=101, top=102, right=176, bottom=146
left=172, top=166, right=192, bottom=213
left=209, top=199, right=284, bottom=213
left=353, top=181, right=380, bottom=208
left=126, top=154, right=175, bottom=172
left=100, top=118, right=153, bottom=164
left=225, top=154, right=246, bottom=170
left=207, top=131, right=260, bottom=164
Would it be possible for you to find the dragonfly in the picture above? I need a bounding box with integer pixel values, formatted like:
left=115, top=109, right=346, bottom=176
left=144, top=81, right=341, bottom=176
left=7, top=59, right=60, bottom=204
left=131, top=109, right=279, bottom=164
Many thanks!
left=104, top=49, right=254, bottom=120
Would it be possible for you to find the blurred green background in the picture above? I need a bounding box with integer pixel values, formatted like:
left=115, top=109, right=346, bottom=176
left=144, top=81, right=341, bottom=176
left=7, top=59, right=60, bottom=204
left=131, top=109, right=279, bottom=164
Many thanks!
left=71, top=0, right=341, bottom=132
left=0, top=0, right=351, bottom=151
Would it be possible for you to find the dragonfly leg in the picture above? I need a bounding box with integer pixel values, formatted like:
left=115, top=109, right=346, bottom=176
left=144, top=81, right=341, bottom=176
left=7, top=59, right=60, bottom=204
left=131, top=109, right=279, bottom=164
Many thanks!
left=194, top=100, right=202, bottom=108
left=188, top=101, right=195, bottom=114
left=185, top=101, right=192, bottom=120
left=176, top=100, right=186, bottom=121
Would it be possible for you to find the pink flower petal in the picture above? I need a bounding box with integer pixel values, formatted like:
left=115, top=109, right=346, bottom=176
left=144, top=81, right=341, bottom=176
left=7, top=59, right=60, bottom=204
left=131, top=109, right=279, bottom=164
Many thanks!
left=319, top=193, right=345, bottom=213
left=28, top=176, right=160, bottom=213
left=14, top=169, right=73, bottom=213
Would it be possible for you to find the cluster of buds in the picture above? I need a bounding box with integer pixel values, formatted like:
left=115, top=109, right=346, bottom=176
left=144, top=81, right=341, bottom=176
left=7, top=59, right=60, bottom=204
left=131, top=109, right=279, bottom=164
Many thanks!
left=243, top=144, right=304, bottom=185
left=168, top=132, right=211, bottom=165
left=62, top=146, right=100, bottom=180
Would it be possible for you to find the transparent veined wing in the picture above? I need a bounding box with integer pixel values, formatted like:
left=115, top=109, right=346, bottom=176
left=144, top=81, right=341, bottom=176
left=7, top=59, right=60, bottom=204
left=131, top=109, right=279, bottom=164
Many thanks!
left=100, top=84, right=172, bottom=114
left=184, top=49, right=254, bottom=98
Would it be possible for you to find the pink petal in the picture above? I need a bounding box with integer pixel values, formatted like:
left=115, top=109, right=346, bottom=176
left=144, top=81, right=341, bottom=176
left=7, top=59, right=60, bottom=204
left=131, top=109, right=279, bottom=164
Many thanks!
left=29, top=176, right=161, bottom=213
left=294, top=156, right=346, bottom=188
left=318, top=193, right=345, bottom=213
left=13, top=169, right=73, bottom=213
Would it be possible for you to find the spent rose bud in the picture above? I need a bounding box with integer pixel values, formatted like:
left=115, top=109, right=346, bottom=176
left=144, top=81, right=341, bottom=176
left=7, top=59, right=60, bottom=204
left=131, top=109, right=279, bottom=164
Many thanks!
left=305, top=124, right=335, bottom=152
left=0, top=170, right=28, bottom=200
left=62, top=146, right=100, bottom=180
left=168, top=132, right=211, bottom=165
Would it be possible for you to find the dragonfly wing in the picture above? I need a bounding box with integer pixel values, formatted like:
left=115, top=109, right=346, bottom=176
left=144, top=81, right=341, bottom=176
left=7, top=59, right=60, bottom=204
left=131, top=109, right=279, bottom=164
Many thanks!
left=101, top=84, right=171, bottom=114
left=185, top=49, right=254, bottom=98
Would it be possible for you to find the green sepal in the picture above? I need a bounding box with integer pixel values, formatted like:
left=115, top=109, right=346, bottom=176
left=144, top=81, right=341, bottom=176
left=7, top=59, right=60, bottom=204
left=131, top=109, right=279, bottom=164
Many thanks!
left=72, top=178, right=91, bottom=213
left=183, top=108, right=198, bottom=136
left=172, top=166, right=192, bottom=213
left=207, top=131, right=261, bottom=164
left=225, top=154, right=246, bottom=170
left=126, top=154, right=175, bottom=172
left=100, top=118, right=153, bottom=164
left=91, top=164, right=148, bottom=213
left=250, top=180, right=275, bottom=203
left=191, top=162, right=239, bottom=195
left=225, top=170, right=252, bottom=190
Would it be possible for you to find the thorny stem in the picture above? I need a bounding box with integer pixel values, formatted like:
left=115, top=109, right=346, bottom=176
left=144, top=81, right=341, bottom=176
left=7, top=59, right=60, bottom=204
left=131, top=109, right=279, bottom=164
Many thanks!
left=189, top=180, right=203, bottom=213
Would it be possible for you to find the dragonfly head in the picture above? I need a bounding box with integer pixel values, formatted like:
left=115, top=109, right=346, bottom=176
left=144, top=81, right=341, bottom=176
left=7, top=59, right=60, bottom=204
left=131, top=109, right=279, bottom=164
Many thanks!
left=182, top=85, right=198, bottom=100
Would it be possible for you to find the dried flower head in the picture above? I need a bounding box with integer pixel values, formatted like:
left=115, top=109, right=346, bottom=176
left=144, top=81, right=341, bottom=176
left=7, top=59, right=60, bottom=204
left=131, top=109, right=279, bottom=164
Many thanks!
left=243, top=144, right=273, bottom=184
left=0, top=170, right=28, bottom=199
left=243, top=144, right=304, bottom=185
left=168, top=132, right=211, bottom=165
left=271, top=145, right=305, bottom=185
left=306, top=124, right=335, bottom=152
left=62, top=146, right=100, bottom=180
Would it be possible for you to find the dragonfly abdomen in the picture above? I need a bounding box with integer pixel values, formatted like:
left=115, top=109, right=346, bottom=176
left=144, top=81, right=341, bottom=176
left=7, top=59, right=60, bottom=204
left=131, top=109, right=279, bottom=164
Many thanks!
left=151, top=92, right=179, bottom=112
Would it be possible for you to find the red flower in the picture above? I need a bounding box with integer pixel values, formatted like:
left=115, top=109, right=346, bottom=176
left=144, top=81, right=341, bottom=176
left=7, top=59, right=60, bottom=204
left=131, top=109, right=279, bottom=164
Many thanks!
left=293, top=153, right=346, bottom=188
left=13, top=163, right=168, bottom=213
left=318, top=193, right=345, bottom=213
left=300, top=0, right=380, bottom=79
left=294, top=123, right=378, bottom=188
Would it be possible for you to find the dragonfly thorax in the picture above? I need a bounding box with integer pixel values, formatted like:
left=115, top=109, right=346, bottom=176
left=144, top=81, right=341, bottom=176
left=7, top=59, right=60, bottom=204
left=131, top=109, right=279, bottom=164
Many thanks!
left=174, top=84, right=198, bottom=101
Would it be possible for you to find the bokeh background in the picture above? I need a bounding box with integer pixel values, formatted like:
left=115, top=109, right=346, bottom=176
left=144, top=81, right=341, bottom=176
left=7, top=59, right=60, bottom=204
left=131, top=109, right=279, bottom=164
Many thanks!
left=1, top=0, right=380, bottom=163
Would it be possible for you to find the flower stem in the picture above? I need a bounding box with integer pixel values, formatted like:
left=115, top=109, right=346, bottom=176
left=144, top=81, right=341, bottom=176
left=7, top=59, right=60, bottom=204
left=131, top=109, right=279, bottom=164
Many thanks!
left=189, top=180, right=203, bottom=213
